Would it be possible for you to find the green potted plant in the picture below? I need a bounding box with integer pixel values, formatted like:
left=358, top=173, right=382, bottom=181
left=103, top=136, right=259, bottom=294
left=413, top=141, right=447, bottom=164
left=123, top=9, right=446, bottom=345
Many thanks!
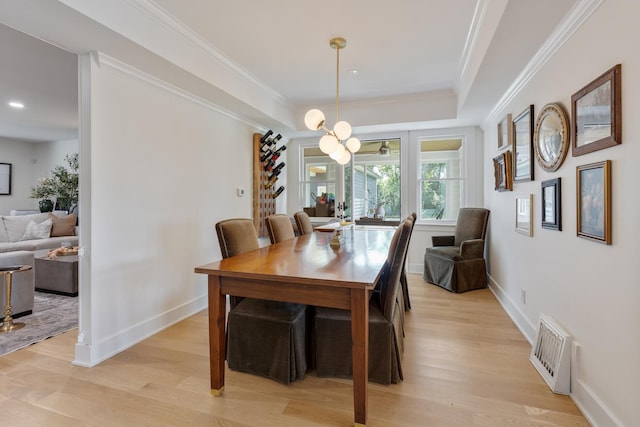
left=31, top=153, right=79, bottom=213
left=31, top=177, right=56, bottom=212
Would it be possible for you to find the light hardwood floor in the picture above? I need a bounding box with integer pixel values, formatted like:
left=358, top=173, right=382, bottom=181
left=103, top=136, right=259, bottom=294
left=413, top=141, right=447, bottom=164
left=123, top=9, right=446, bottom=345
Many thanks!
left=0, top=274, right=589, bottom=426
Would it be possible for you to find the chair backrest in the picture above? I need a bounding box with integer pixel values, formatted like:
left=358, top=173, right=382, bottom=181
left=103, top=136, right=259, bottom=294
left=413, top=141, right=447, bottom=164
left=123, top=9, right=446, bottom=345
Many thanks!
left=454, top=208, right=490, bottom=246
left=215, top=218, right=260, bottom=258
left=265, top=214, right=296, bottom=244
left=379, top=218, right=413, bottom=320
left=401, top=213, right=416, bottom=269
left=294, top=211, right=314, bottom=235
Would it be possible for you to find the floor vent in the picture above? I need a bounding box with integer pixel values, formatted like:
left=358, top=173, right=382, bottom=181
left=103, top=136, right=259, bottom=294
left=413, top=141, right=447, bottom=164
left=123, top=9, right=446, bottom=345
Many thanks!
left=529, top=314, right=572, bottom=394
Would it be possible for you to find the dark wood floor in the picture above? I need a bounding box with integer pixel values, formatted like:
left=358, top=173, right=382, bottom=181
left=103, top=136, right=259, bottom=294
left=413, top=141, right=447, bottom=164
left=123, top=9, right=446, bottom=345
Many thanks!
left=0, top=274, right=589, bottom=426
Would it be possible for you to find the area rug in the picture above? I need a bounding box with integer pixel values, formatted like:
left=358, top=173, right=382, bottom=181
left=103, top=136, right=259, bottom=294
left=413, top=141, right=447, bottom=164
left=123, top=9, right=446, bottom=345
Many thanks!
left=0, top=292, right=78, bottom=357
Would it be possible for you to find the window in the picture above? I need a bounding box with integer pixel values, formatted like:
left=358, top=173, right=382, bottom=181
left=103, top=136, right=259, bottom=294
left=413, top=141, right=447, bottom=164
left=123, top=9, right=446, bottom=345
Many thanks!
left=345, top=139, right=401, bottom=220
left=419, top=138, right=463, bottom=221
left=301, top=147, right=336, bottom=214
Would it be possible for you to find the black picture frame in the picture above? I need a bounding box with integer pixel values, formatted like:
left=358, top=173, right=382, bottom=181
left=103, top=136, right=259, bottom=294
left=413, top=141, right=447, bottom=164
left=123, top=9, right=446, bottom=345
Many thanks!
left=571, top=64, right=621, bottom=156
left=513, top=105, right=534, bottom=182
left=541, top=178, right=561, bottom=230
left=0, top=163, right=11, bottom=195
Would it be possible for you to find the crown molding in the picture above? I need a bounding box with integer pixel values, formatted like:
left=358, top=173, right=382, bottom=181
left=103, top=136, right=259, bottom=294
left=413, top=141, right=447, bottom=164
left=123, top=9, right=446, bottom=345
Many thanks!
left=125, top=0, right=286, bottom=103
left=96, top=52, right=267, bottom=131
left=457, top=0, right=490, bottom=85
left=487, top=0, right=605, bottom=123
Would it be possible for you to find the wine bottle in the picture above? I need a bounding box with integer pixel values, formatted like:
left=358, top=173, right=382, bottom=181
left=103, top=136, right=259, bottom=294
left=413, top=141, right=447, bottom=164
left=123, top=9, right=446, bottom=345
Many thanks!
left=264, top=158, right=286, bottom=173
left=270, top=145, right=287, bottom=163
left=259, top=130, right=273, bottom=144
left=264, top=169, right=281, bottom=188
left=272, top=186, right=285, bottom=198
left=260, top=148, right=275, bottom=163
left=270, top=161, right=285, bottom=176
left=261, top=144, right=286, bottom=164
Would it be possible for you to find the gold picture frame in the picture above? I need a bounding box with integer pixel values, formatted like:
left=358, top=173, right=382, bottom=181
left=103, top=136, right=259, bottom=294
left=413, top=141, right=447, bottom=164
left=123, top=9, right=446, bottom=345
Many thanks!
left=493, top=151, right=513, bottom=192
left=577, top=160, right=611, bottom=244
left=497, top=113, right=513, bottom=150
left=533, top=103, right=570, bottom=172
left=515, top=193, right=533, bottom=236
left=571, top=64, right=621, bottom=156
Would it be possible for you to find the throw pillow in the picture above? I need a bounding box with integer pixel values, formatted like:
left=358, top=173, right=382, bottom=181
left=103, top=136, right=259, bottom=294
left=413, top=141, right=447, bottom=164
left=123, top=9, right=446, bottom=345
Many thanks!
left=2, top=213, right=50, bottom=242
left=21, top=218, right=53, bottom=241
left=0, top=220, right=8, bottom=243
left=48, top=213, right=77, bottom=237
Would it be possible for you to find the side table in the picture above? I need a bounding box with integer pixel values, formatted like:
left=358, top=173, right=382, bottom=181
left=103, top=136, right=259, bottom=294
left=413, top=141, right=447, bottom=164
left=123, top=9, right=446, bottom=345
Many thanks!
left=34, top=250, right=79, bottom=296
left=0, top=264, right=33, bottom=333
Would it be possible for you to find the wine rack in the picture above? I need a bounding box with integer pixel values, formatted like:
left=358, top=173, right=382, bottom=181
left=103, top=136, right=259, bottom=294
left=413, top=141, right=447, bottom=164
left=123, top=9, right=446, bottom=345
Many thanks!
left=252, top=131, right=286, bottom=237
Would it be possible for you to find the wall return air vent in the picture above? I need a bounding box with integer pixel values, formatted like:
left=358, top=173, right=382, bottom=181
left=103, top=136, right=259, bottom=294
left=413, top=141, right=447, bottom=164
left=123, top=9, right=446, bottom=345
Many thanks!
left=529, top=314, right=572, bottom=394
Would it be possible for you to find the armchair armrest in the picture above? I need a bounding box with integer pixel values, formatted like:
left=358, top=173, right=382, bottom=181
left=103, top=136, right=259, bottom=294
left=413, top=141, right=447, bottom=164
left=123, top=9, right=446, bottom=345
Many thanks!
left=432, top=235, right=455, bottom=247
left=460, top=239, right=485, bottom=259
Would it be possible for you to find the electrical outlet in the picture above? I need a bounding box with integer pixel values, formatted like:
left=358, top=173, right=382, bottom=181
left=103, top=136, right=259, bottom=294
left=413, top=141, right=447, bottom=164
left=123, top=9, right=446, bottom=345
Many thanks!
left=521, top=289, right=526, bottom=304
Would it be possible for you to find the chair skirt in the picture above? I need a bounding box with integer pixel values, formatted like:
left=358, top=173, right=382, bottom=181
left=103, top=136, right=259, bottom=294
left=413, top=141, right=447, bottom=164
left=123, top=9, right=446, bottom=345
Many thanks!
left=313, top=297, right=404, bottom=385
left=423, top=249, right=488, bottom=293
left=227, top=299, right=308, bottom=384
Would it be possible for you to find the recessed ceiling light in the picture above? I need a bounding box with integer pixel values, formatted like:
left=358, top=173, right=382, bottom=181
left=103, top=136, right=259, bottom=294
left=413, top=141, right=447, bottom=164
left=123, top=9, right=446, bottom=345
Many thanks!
left=350, top=69, right=359, bottom=76
left=8, top=101, right=25, bottom=109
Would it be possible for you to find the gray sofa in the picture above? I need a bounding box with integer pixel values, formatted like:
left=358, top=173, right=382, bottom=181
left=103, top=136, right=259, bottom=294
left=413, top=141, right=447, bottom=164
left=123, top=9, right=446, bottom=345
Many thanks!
left=0, top=251, right=35, bottom=317
left=0, top=212, right=78, bottom=254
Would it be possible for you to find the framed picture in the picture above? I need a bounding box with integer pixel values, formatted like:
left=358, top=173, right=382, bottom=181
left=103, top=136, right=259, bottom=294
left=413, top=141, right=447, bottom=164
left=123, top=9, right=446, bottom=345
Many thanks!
left=0, top=163, right=11, bottom=195
left=515, top=193, right=533, bottom=236
left=493, top=151, right=513, bottom=192
left=541, top=178, right=561, bottom=230
left=571, top=64, right=621, bottom=156
left=513, top=105, right=534, bottom=182
left=533, top=103, right=570, bottom=172
left=497, top=113, right=513, bottom=150
left=577, top=160, right=611, bottom=244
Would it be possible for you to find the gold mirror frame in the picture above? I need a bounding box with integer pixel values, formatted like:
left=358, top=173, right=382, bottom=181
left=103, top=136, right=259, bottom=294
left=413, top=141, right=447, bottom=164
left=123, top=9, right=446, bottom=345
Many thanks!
left=533, top=103, right=570, bottom=172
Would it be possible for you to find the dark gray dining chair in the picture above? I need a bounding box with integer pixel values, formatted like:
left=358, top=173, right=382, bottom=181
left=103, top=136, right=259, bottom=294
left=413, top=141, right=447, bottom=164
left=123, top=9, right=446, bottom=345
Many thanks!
left=313, top=217, right=412, bottom=384
left=215, top=218, right=309, bottom=384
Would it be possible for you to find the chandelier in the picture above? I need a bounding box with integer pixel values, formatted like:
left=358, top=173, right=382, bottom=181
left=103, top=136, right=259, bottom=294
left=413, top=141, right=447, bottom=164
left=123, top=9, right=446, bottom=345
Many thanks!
left=304, top=37, right=360, bottom=165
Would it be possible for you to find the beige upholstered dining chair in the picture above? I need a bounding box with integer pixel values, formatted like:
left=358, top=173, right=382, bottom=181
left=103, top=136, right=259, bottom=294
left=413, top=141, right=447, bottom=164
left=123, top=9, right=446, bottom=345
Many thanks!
left=423, top=208, right=490, bottom=293
left=313, top=217, right=413, bottom=384
left=265, top=214, right=296, bottom=243
left=215, top=218, right=309, bottom=384
left=293, top=211, right=314, bottom=235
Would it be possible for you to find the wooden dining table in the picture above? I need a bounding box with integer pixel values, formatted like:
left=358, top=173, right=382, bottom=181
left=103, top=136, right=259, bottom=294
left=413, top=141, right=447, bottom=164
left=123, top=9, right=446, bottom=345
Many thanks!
left=195, top=226, right=394, bottom=426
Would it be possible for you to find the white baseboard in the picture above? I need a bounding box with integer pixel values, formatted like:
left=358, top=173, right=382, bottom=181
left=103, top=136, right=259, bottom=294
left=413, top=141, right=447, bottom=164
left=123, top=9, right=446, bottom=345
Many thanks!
left=571, top=376, right=623, bottom=427
left=488, top=274, right=621, bottom=427
left=487, top=275, right=536, bottom=343
left=73, top=294, right=207, bottom=367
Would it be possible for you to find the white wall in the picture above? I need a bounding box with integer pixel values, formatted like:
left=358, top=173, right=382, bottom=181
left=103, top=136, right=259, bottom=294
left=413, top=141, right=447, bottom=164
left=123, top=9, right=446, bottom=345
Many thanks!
left=74, top=53, right=256, bottom=366
left=0, top=138, right=37, bottom=214
left=0, top=138, right=78, bottom=215
left=33, top=139, right=79, bottom=181
left=484, top=1, right=639, bottom=425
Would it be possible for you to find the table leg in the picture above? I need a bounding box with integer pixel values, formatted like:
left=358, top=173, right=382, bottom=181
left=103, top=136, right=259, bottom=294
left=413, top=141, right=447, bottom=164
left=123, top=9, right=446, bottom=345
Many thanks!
left=1, top=271, right=25, bottom=333
left=351, top=287, right=369, bottom=426
left=208, top=275, right=226, bottom=396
